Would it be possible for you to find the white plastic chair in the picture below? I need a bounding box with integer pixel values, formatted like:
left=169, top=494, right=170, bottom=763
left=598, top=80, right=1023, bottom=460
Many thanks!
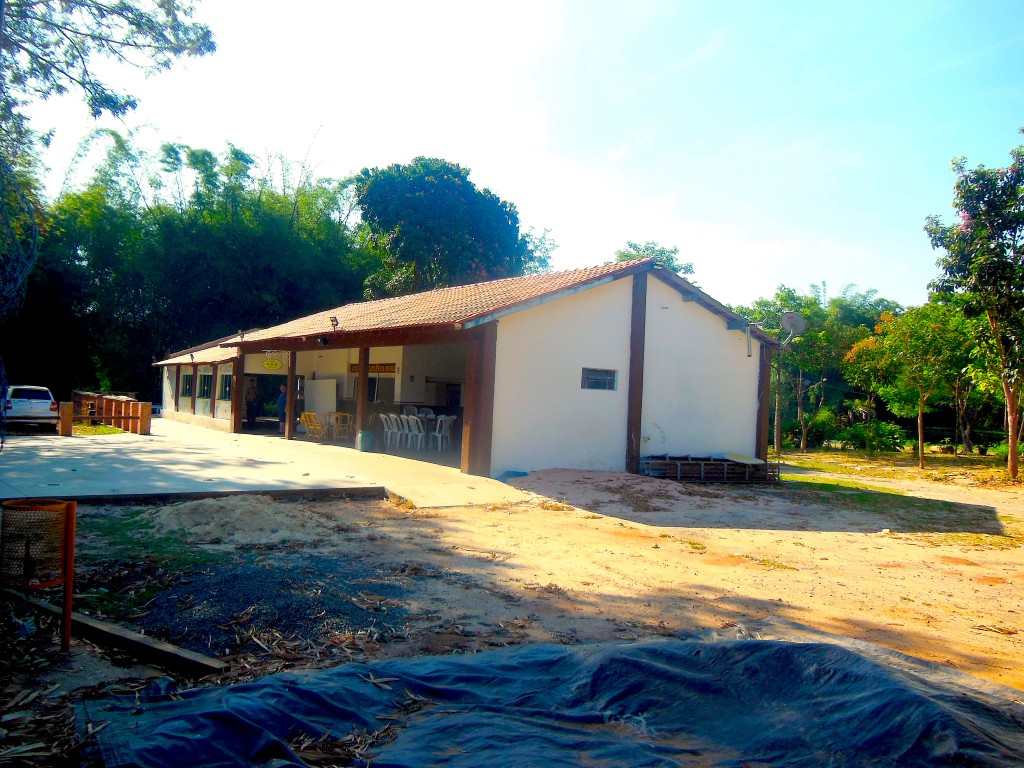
left=431, top=415, right=456, bottom=451
left=402, top=404, right=418, bottom=416
left=418, top=407, right=434, bottom=418
left=403, top=414, right=425, bottom=450
left=379, top=413, right=397, bottom=449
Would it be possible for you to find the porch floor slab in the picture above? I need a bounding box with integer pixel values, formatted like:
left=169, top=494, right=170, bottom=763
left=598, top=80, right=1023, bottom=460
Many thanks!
left=0, top=418, right=529, bottom=509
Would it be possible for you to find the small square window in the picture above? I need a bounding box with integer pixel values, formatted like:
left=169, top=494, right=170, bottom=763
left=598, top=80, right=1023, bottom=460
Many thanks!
left=218, top=374, right=233, bottom=400
left=581, top=368, right=617, bottom=390
left=180, top=374, right=194, bottom=397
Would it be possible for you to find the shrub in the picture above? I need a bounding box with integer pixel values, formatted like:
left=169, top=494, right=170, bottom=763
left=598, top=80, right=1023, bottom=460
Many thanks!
left=836, top=421, right=906, bottom=452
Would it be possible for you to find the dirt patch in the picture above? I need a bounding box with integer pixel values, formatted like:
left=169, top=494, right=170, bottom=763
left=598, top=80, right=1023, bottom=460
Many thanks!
left=5, top=463, right=1024, bottom=764
left=68, top=472, right=1024, bottom=692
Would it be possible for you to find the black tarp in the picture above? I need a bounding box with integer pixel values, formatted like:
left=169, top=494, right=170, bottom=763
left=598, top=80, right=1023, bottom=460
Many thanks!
left=79, top=638, right=1024, bottom=767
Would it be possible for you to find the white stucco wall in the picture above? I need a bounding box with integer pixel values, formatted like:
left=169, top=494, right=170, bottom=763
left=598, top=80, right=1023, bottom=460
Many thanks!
left=641, top=276, right=762, bottom=457
left=399, top=343, right=468, bottom=405
left=490, top=278, right=633, bottom=476
left=161, top=368, right=175, bottom=412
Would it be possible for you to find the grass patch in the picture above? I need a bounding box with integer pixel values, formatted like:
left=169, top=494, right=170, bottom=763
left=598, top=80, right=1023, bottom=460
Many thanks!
left=743, top=555, right=796, bottom=570
left=72, top=423, right=122, bottom=436
left=779, top=475, right=1011, bottom=536
left=905, top=532, right=1022, bottom=550
left=780, top=474, right=903, bottom=495
left=779, top=449, right=1016, bottom=486
left=85, top=507, right=220, bottom=567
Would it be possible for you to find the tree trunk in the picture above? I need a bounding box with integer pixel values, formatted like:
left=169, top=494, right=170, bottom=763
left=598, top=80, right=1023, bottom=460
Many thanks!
left=1005, top=381, right=1020, bottom=479
left=865, top=394, right=875, bottom=453
left=797, top=370, right=808, bottom=452
left=773, top=351, right=783, bottom=453
left=917, top=397, right=926, bottom=470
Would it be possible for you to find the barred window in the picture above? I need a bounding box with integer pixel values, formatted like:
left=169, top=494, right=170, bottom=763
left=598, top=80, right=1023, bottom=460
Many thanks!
left=581, top=368, right=617, bottom=390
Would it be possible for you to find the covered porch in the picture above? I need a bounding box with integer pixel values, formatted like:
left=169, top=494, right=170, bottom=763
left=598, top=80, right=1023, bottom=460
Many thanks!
left=235, top=323, right=498, bottom=476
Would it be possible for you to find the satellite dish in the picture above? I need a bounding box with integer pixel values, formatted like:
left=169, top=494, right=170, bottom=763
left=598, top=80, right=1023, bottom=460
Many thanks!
left=780, top=311, right=807, bottom=336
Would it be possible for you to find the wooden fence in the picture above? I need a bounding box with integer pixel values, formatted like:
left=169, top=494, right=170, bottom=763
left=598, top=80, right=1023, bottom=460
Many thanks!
left=58, top=398, right=152, bottom=436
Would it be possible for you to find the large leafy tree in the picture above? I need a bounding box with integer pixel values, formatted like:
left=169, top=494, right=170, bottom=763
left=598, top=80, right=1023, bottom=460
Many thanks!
left=0, top=0, right=214, bottom=322
left=926, top=133, right=1024, bottom=478
left=871, top=304, right=973, bottom=469
left=0, top=0, right=215, bottom=155
left=352, top=157, right=546, bottom=298
left=0, top=134, right=376, bottom=398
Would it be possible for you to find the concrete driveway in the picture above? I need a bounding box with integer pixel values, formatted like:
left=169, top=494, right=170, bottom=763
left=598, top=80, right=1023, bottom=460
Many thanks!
left=0, top=419, right=529, bottom=508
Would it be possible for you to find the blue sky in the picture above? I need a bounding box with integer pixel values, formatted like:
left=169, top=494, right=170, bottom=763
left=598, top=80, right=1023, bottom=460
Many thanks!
left=28, top=0, right=1024, bottom=308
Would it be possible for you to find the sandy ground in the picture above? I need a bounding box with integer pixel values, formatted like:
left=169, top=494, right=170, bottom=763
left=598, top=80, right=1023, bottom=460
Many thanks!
left=74, top=465, right=1024, bottom=693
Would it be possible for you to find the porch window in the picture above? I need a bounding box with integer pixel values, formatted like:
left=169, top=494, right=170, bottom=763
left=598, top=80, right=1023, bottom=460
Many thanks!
left=218, top=374, right=232, bottom=400
left=198, top=373, right=213, bottom=399
left=581, top=368, right=617, bottom=391
left=180, top=373, right=194, bottom=397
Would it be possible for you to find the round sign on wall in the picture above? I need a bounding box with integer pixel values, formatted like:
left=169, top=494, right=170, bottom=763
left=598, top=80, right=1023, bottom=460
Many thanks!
left=262, top=358, right=283, bottom=371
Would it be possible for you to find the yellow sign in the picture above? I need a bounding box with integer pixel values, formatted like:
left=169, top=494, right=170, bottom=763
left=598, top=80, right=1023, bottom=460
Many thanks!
left=349, top=363, right=397, bottom=374
left=262, top=358, right=283, bottom=371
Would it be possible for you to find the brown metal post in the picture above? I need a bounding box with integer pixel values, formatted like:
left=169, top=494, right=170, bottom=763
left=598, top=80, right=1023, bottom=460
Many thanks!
left=139, top=402, right=152, bottom=435
left=626, top=272, right=648, bottom=474
left=355, top=347, right=369, bottom=436
left=62, top=501, right=76, bottom=652
left=285, top=351, right=297, bottom=440
left=190, top=364, right=198, bottom=415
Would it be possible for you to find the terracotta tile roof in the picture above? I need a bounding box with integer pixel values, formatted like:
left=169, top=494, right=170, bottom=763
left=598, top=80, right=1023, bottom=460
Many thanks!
left=238, top=259, right=652, bottom=345
left=156, top=333, right=244, bottom=366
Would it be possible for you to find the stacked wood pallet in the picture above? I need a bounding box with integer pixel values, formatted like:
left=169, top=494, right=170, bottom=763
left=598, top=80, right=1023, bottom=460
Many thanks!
left=639, top=455, right=779, bottom=483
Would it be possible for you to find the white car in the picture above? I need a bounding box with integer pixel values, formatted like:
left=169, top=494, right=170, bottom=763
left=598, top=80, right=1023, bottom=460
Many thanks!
left=3, top=385, right=59, bottom=427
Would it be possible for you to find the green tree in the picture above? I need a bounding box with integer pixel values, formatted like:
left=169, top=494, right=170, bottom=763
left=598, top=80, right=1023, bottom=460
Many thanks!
left=1, top=134, right=376, bottom=399
left=614, top=240, right=693, bottom=275
left=871, top=304, right=972, bottom=469
left=0, top=0, right=214, bottom=321
left=0, top=0, right=215, bottom=155
left=842, top=334, right=889, bottom=452
left=352, top=157, right=546, bottom=297
left=926, top=132, right=1024, bottom=478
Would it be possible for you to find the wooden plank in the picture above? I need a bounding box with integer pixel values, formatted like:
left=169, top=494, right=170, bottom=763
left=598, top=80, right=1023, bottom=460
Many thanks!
left=2, top=588, right=228, bottom=678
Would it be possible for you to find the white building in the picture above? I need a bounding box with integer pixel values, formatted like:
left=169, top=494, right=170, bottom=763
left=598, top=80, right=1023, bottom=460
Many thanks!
left=155, top=258, right=774, bottom=478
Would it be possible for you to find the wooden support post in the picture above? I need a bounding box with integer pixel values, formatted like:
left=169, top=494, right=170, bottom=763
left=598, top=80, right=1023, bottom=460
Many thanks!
left=129, top=401, right=140, bottom=434
left=461, top=324, right=496, bottom=476
left=173, top=364, right=181, bottom=413
left=58, top=402, right=73, bottom=436
left=285, top=351, right=297, bottom=440
left=139, top=402, right=152, bottom=435
left=230, top=356, right=244, bottom=433
left=190, top=364, right=198, bottom=415
left=210, top=363, right=219, bottom=419
left=355, top=347, right=369, bottom=437
left=626, top=272, right=648, bottom=474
